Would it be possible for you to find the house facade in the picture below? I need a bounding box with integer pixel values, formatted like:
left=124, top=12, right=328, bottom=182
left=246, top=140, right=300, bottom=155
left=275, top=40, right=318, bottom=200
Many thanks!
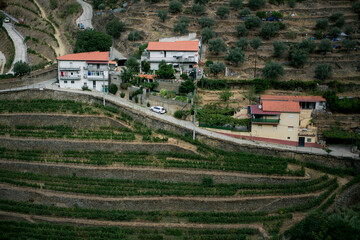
left=57, top=51, right=110, bottom=92
left=141, top=41, right=200, bottom=72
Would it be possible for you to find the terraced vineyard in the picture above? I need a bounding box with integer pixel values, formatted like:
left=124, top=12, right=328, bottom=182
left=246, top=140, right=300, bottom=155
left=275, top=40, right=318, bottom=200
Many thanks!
left=0, top=99, right=357, bottom=239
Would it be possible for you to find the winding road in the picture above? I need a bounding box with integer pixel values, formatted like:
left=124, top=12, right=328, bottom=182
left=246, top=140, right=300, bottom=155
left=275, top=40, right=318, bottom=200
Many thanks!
left=76, top=0, right=93, bottom=29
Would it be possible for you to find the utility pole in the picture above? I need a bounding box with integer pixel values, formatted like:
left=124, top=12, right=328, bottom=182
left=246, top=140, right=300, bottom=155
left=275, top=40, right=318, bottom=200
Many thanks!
left=254, top=58, right=257, bottom=78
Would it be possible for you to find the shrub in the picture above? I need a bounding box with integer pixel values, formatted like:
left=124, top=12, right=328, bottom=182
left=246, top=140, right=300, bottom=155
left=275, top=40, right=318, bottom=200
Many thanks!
left=179, top=79, right=195, bottom=94
left=288, top=0, right=296, bottom=8
left=236, top=24, right=247, bottom=36
left=273, top=41, right=287, bottom=57
left=157, top=10, right=168, bottom=22
left=194, top=0, right=209, bottom=4
left=244, top=15, right=262, bottom=29
left=208, top=38, right=227, bottom=55
left=125, top=57, right=140, bottom=73
left=252, top=78, right=270, bottom=93
left=216, top=7, right=230, bottom=19
left=120, top=92, right=125, bottom=98
left=13, top=61, right=30, bottom=76
left=174, top=110, right=184, bottom=119
left=315, top=64, right=332, bottom=80
left=288, top=45, right=308, bottom=68
left=329, top=12, right=343, bottom=22
left=230, top=0, right=243, bottom=9
left=192, top=4, right=205, bottom=15
left=318, top=39, right=332, bottom=53
left=315, top=19, right=328, bottom=30
left=247, top=0, right=266, bottom=10
left=74, top=30, right=112, bottom=53
left=256, top=11, right=267, bottom=19
left=239, top=8, right=251, bottom=17
left=173, top=17, right=189, bottom=34
left=237, top=38, right=248, bottom=50
left=260, top=23, right=280, bottom=40
left=200, top=28, right=215, bottom=43
left=225, top=48, right=245, bottom=66
left=197, top=17, right=214, bottom=28
left=250, top=37, right=262, bottom=50
left=342, top=39, right=356, bottom=51
left=262, top=62, right=284, bottom=80
left=202, top=176, right=214, bottom=187
left=330, top=27, right=341, bottom=38
left=272, top=11, right=283, bottom=18
left=344, top=26, right=354, bottom=35
left=209, top=62, right=226, bottom=76
left=299, top=39, right=316, bottom=53
left=169, top=0, right=182, bottom=13
left=106, top=18, right=125, bottom=39
left=128, top=30, right=143, bottom=41
left=93, top=0, right=104, bottom=9
left=335, top=17, right=345, bottom=28
left=219, top=89, right=234, bottom=102
left=109, top=83, right=118, bottom=94
left=50, top=0, right=58, bottom=10
left=157, top=60, right=175, bottom=79
left=353, top=1, right=360, bottom=13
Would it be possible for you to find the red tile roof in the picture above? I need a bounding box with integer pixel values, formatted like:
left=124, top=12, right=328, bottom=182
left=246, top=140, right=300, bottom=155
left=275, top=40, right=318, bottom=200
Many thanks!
left=250, top=105, right=280, bottom=115
left=138, top=74, right=154, bottom=80
left=262, top=101, right=300, bottom=113
left=147, top=41, right=199, bottom=51
left=261, top=95, right=326, bottom=102
left=57, top=51, right=109, bottom=61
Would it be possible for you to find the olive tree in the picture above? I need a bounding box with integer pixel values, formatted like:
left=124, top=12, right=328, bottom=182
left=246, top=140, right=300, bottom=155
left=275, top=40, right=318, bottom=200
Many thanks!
left=314, top=64, right=332, bottom=80
left=262, top=61, right=284, bottom=80
left=209, top=38, right=227, bottom=55
left=225, top=48, right=245, bottom=66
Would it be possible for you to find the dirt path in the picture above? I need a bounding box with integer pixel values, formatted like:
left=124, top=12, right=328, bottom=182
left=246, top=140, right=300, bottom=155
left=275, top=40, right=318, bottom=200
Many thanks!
left=33, top=0, right=68, bottom=56
left=0, top=210, right=269, bottom=238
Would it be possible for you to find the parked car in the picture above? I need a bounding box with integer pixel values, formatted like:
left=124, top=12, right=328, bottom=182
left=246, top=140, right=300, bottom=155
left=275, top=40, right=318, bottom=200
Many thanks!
left=78, top=23, right=84, bottom=29
left=4, top=17, right=10, bottom=23
left=150, top=106, right=166, bottom=114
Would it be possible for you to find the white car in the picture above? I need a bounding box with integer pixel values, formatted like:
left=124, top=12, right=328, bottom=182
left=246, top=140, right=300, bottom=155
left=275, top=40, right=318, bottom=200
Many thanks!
left=4, top=17, right=10, bottom=23
left=150, top=106, right=166, bottom=114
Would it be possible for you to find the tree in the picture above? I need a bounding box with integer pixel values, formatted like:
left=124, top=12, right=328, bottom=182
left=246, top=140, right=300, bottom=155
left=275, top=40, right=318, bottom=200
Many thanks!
left=239, top=8, right=251, bottom=17
left=329, top=12, right=343, bottom=22
left=345, top=26, right=354, bottom=35
left=237, top=38, right=248, bottom=50
left=13, top=61, right=30, bottom=76
left=208, top=38, right=227, bottom=55
left=353, top=2, right=360, bottom=14
left=236, top=23, right=247, bottom=36
left=262, top=61, right=284, bottom=79
left=50, top=0, right=57, bottom=10
left=243, top=86, right=256, bottom=105
left=195, top=0, right=209, bottom=5
left=156, top=60, right=175, bottom=79
left=169, top=0, right=182, bottom=13
left=173, top=17, right=189, bottom=34
left=192, top=4, right=205, bottom=15
left=209, top=62, right=226, bottom=76
left=250, top=37, right=262, bottom=50
left=106, top=18, right=125, bottom=39
left=248, top=0, right=266, bottom=10
left=230, top=0, right=243, bottom=9
left=299, top=39, right=316, bottom=53
left=273, top=41, right=287, bottom=57
left=225, top=48, right=245, bottom=66
left=219, top=89, right=234, bottom=102
left=157, top=10, right=168, bottom=22
left=141, top=60, right=150, bottom=73
left=335, top=17, right=345, bottom=28
left=343, top=39, right=356, bottom=51
left=260, top=23, right=280, bottom=40
left=318, top=39, right=332, bottom=53
left=200, top=27, right=215, bottom=43
left=288, top=45, right=308, bottom=68
left=128, top=30, right=143, bottom=41
left=109, top=83, right=118, bottom=95
left=198, top=17, right=214, bottom=28
left=121, top=68, right=133, bottom=83
left=74, top=29, right=112, bottom=53
left=330, top=27, right=341, bottom=38
left=315, top=63, right=332, bottom=80
left=315, top=19, right=328, bottom=30
left=179, top=79, right=195, bottom=94
left=288, top=0, right=296, bottom=8
left=244, top=15, right=262, bottom=29
left=93, top=0, right=104, bottom=9
left=216, top=7, right=230, bottom=19
left=125, top=57, right=140, bottom=73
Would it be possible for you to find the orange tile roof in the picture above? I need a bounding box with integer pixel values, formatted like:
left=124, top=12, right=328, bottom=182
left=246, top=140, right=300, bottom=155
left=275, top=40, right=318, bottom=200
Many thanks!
left=261, top=95, right=326, bottom=102
left=109, top=61, right=117, bottom=65
left=262, top=101, right=300, bottom=113
left=147, top=41, right=199, bottom=51
left=139, top=74, right=154, bottom=80
left=57, top=51, right=109, bottom=61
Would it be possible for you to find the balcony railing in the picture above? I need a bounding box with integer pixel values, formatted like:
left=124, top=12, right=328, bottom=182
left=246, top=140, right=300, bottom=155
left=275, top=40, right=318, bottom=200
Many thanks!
left=60, top=75, right=81, bottom=80
left=252, top=119, right=280, bottom=124
left=59, top=67, right=80, bottom=71
left=87, top=75, right=108, bottom=80
left=142, top=57, right=198, bottom=63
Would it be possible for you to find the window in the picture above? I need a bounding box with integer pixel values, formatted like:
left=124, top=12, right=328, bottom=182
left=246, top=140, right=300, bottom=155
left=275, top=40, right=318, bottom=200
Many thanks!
left=71, top=72, right=73, bottom=75
left=307, top=138, right=312, bottom=143
left=288, top=126, right=294, bottom=131
left=189, top=65, right=193, bottom=68
left=71, top=81, right=74, bottom=84
left=273, top=126, right=277, bottom=130
left=289, top=114, right=294, bottom=118
left=258, top=125, right=262, bottom=129
left=64, top=80, right=67, bottom=84
left=287, top=137, right=290, bottom=139
left=164, top=51, right=166, bottom=57
left=93, top=81, right=96, bottom=88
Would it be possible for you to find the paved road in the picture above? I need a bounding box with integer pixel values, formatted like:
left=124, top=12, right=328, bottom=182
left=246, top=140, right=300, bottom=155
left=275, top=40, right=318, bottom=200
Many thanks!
left=0, top=51, right=5, bottom=74
left=3, top=23, right=27, bottom=74
left=76, top=0, right=93, bottom=29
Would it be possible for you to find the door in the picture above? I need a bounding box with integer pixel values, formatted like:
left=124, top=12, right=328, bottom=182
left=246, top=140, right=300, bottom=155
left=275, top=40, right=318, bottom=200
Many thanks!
left=298, top=137, right=305, bottom=147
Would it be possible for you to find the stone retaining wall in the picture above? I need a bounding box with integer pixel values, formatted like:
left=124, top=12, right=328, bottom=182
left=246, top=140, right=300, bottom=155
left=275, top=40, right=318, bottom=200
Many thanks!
left=335, top=183, right=360, bottom=209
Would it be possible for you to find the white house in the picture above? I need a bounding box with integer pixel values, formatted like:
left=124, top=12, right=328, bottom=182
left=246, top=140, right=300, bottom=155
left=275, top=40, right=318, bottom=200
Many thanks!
left=141, top=41, right=200, bottom=72
left=57, top=51, right=111, bottom=92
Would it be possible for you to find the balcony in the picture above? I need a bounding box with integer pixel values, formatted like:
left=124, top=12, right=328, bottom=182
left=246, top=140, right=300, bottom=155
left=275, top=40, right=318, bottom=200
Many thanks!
left=60, top=75, right=81, bottom=80
left=87, top=75, right=108, bottom=81
left=252, top=119, right=280, bottom=124
left=143, top=57, right=198, bottom=63
left=87, top=66, right=108, bottom=71
left=59, top=67, right=80, bottom=71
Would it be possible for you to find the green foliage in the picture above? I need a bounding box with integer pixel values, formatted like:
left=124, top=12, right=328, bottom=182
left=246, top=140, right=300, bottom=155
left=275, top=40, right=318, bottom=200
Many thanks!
left=13, top=61, right=30, bottom=76
left=65, top=2, right=81, bottom=15
left=288, top=45, right=308, bottom=68
left=202, top=176, right=214, bottom=187
left=134, top=43, right=148, bottom=59
left=141, top=60, right=151, bottom=73
left=120, top=92, right=125, bottom=98
left=236, top=23, right=247, bottom=36
left=128, top=30, right=143, bottom=41
left=208, top=38, right=227, bottom=54
left=106, top=18, right=125, bottom=39
left=335, top=16, right=345, bottom=28
left=205, top=60, right=213, bottom=67
left=250, top=37, right=262, bottom=50
left=329, top=12, right=343, bottom=22
left=157, top=9, right=168, bottom=22
left=273, top=41, right=287, bottom=57
left=343, top=39, right=357, bottom=51
left=194, top=0, right=210, bottom=5
left=179, top=79, right=195, bottom=94
left=330, top=26, right=341, bottom=38
left=239, top=8, right=251, bottom=17
left=230, top=0, right=243, bottom=9
left=93, top=0, right=105, bottom=9
left=169, top=0, right=182, bottom=13
left=315, top=19, right=328, bottom=30
left=318, top=39, right=332, bottom=53
left=322, top=91, right=360, bottom=114
left=200, top=27, right=215, bottom=43
left=216, top=7, right=230, bottom=19
left=156, top=60, right=175, bottom=79
left=192, top=4, right=205, bottom=15
left=315, top=64, right=332, bottom=80
left=174, top=110, right=185, bottom=119
left=173, top=17, right=189, bottom=34
left=209, top=62, right=226, bottom=76
left=272, top=11, right=283, bottom=18
left=262, top=61, right=284, bottom=80
left=244, top=15, right=262, bottom=29
left=50, top=0, right=57, bottom=10
left=247, top=0, right=266, bottom=10
left=288, top=0, right=296, bottom=8
left=197, top=17, right=214, bottom=28
left=219, top=89, right=234, bottom=102
left=299, top=38, right=316, bottom=53
left=353, top=1, right=360, bottom=13
left=256, top=11, right=266, bottom=19
left=109, top=83, right=118, bottom=95
left=260, top=22, right=280, bottom=40
left=125, top=57, right=140, bottom=73
left=345, top=26, right=354, bottom=35
left=74, top=29, right=112, bottom=53
left=121, top=69, right=134, bottom=83
left=237, top=38, right=248, bottom=50
left=226, top=48, right=245, bottom=66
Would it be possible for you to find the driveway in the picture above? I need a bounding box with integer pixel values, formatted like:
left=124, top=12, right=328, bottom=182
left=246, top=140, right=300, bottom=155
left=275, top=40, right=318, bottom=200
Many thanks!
left=76, top=0, right=93, bottom=29
left=0, top=51, right=5, bottom=74
left=3, top=23, right=27, bottom=74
